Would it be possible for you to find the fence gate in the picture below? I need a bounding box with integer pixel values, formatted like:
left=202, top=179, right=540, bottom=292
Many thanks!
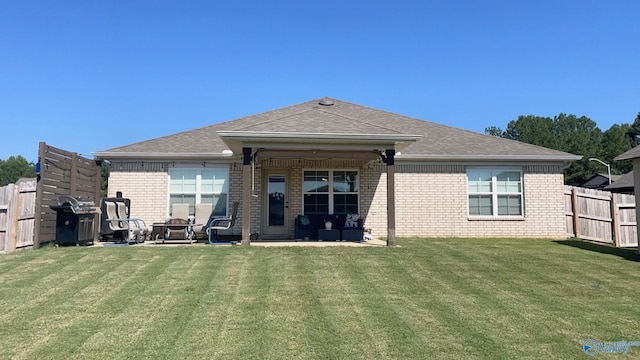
left=565, top=185, right=638, bottom=248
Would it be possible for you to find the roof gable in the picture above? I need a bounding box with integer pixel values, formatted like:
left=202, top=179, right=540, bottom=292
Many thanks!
left=93, top=97, right=581, bottom=162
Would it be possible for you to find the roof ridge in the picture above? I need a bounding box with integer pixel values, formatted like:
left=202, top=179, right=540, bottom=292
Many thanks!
left=233, top=108, right=316, bottom=131
left=312, top=106, right=404, bottom=134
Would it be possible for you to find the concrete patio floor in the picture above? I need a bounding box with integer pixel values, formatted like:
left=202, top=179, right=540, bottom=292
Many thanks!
left=94, top=238, right=387, bottom=247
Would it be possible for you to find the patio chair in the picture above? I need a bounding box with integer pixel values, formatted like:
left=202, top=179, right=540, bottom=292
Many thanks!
left=115, top=201, right=147, bottom=242
left=104, top=200, right=146, bottom=243
left=206, top=201, right=239, bottom=244
left=193, top=203, right=213, bottom=240
left=165, top=203, right=191, bottom=239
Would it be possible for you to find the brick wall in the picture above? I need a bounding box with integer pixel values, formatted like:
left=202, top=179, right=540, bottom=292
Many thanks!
left=365, top=163, right=567, bottom=239
left=107, top=162, right=168, bottom=229
left=108, top=160, right=567, bottom=239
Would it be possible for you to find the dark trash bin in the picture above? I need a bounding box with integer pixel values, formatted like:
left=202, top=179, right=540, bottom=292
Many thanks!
left=50, top=195, right=100, bottom=246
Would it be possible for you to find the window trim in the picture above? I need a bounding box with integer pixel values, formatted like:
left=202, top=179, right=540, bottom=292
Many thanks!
left=168, top=165, right=229, bottom=216
left=466, top=167, right=524, bottom=219
left=302, top=169, right=359, bottom=214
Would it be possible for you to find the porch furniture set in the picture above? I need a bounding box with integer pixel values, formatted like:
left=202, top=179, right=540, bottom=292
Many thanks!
left=294, top=213, right=364, bottom=242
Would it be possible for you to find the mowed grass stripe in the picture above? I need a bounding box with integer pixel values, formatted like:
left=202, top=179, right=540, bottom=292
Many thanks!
left=21, top=248, right=177, bottom=359
left=306, top=250, right=386, bottom=359
left=400, top=243, right=559, bottom=358
left=403, top=239, right=640, bottom=358
left=370, top=247, right=506, bottom=358
left=223, top=248, right=318, bottom=359
left=89, top=248, right=237, bottom=359
left=212, top=248, right=269, bottom=357
left=0, top=248, right=151, bottom=360
left=417, top=239, right=597, bottom=356
left=107, top=250, right=230, bottom=358
left=339, top=249, right=444, bottom=359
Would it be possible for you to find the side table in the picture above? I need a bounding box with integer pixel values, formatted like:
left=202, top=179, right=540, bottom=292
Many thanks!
left=318, top=229, right=340, bottom=241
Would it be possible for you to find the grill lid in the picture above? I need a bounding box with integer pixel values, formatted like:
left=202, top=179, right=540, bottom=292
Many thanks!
left=54, top=195, right=100, bottom=214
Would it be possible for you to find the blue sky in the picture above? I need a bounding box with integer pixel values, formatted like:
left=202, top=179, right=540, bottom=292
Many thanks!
left=1, top=0, right=638, bottom=162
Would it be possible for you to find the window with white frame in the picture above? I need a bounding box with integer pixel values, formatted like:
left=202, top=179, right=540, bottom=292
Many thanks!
left=303, top=170, right=358, bottom=215
left=169, top=167, right=229, bottom=217
left=467, top=168, right=523, bottom=217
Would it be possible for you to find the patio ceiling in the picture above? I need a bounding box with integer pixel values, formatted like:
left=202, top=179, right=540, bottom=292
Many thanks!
left=216, top=131, right=422, bottom=156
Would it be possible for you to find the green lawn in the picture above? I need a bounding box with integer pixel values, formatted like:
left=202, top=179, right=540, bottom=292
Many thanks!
left=0, top=238, right=639, bottom=359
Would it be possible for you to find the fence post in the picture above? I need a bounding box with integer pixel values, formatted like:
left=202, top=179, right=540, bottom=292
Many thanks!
left=33, top=142, right=46, bottom=249
left=93, top=160, right=101, bottom=243
left=611, top=193, right=620, bottom=247
left=571, top=187, right=580, bottom=239
left=8, top=184, right=20, bottom=252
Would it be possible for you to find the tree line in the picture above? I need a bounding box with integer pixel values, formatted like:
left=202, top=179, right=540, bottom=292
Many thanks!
left=486, top=113, right=640, bottom=186
left=0, top=156, right=36, bottom=187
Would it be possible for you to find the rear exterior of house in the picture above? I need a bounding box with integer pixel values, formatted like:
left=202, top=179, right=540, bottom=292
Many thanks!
left=95, top=97, right=581, bottom=243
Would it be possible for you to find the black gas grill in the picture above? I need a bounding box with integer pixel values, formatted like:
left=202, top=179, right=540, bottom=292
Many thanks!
left=50, top=195, right=101, bottom=246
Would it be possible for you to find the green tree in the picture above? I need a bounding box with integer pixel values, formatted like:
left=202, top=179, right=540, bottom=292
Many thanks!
left=625, top=112, right=640, bottom=146
left=488, top=112, right=640, bottom=185
left=601, top=124, right=634, bottom=174
left=495, top=113, right=604, bottom=185
left=553, top=114, right=603, bottom=185
left=100, top=160, right=109, bottom=198
left=0, top=156, right=36, bottom=186
left=484, top=126, right=504, bottom=137
left=503, top=115, right=558, bottom=149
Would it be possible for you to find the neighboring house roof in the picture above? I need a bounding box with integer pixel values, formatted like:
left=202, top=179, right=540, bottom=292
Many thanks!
left=604, top=171, right=635, bottom=192
left=581, top=173, right=622, bottom=189
left=93, top=97, right=582, bottom=162
left=615, top=145, right=640, bottom=161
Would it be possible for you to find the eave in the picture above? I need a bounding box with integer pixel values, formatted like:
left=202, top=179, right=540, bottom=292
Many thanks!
left=397, top=154, right=583, bottom=162
left=91, top=151, right=236, bottom=160
left=216, top=131, right=422, bottom=153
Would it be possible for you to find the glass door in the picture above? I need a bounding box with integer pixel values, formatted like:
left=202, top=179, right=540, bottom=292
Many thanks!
left=263, top=171, right=289, bottom=237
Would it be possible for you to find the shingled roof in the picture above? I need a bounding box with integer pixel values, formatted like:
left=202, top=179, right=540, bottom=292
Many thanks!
left=615, top=145, right=640, bottom=161
left=93, top=97, right=581, bottom=162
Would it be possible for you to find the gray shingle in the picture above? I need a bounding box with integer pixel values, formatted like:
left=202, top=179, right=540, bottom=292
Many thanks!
left=615, top=145, right=640, bottom=161
left=94, top=97, right=580, bottom=160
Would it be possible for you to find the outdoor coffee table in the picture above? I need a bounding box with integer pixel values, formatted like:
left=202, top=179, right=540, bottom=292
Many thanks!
left=151, top=222, right=201, bottom=244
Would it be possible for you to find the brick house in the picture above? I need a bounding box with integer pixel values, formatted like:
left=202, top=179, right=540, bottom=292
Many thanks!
left=93, top=97, right=581, bottom=245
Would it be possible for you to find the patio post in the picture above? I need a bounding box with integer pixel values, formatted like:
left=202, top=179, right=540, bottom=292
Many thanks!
left=241, top=147, right=252, bottom=245
left=634, top=158, right=640, bottom=254
left=385, top=149, right=396, bottom=246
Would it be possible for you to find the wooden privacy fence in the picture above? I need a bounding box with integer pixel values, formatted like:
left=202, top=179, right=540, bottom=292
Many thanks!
left=34, top=142, right=102, bottom=248
left=0, top=178, right=37, bottom=252
left=0, top=143, right=101, bottom=253
left=565, top=185, right=637, bottom=247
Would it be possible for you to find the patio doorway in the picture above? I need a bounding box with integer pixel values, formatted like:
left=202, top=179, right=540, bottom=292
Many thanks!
left=262, top=170, right=290, bottom=238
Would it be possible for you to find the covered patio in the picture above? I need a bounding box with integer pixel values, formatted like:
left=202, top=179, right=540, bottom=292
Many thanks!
left=217, top=130, right=421, bottom=246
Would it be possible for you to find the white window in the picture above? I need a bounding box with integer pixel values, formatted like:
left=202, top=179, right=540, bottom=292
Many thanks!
left=169, top=167, right=229, bottom=217
left=303, top=170, right=358, bottom=214
left=467, top=168, right=523, bottom=217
